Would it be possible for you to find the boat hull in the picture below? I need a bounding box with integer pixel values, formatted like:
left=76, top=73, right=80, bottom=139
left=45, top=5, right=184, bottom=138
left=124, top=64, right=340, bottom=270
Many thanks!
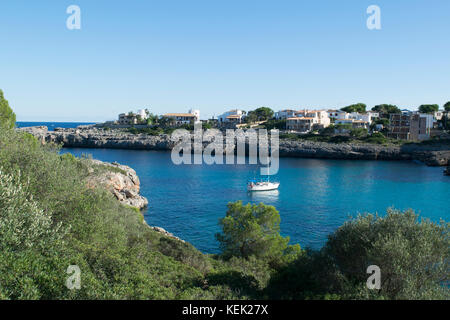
left=248, top=182, right=280, bottom=191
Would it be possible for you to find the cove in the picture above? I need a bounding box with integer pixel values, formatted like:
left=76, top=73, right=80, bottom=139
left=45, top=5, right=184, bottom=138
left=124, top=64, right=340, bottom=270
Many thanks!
left=63, top=148, right=450, bottom=254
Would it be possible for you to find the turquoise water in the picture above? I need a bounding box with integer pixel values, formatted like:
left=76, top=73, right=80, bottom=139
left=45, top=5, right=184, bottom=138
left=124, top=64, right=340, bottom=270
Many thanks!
left=63, top=147, right=450, bottom=254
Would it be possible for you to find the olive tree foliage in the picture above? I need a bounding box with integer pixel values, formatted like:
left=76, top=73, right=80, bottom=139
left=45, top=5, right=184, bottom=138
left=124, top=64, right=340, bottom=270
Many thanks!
left=324, top=208, right=449, bottom=299
left=0, top=170, right=67, bottom=251
left=216, top=201, right=301, bottom=263
left=0, top=90, right=16, bottom=129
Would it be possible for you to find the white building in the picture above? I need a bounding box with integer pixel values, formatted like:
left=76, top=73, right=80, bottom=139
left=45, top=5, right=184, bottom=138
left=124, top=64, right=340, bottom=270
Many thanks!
left=335, top=118, right=370, bottom=129
left=434, top=111, right=444, bottom=121
left=275, top=109, right=297, bottom=120
left=164, top=109, right=200, bottom=126
left=286, top=110, right=331, bottom=132
left=137, top=109, right=148, bottom=120
left=218, top=109, right=245, bottom=124
left=328, top=110, right=348, bottom=120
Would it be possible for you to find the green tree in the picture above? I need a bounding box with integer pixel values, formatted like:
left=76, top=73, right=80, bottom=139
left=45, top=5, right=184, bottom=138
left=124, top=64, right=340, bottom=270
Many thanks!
left=246, top=107, right=274, bottom=123
left=0, top=90, right=16, bottom=129
left=349, top=128, right=368, bottom=139
left=216, top=201, right=300, bottom=261
left=418, top=104, right=439, bottom=114
left=372, top=104, right=401, bottom=114
left=444, top=101, right=450, bottom=112
left=341, top=103, right=366, bottom=113
left=324, top=208, right=449, bottom=299
left=263, top=119, right=286, bottom=130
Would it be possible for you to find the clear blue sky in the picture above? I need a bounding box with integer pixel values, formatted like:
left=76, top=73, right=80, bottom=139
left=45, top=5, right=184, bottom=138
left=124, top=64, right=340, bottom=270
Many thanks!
left=1, top=0, right=449, bottom=122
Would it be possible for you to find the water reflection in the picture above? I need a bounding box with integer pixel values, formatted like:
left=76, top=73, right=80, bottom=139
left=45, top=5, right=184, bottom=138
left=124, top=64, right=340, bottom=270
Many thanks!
left=248, top=190, right=280, bottom=202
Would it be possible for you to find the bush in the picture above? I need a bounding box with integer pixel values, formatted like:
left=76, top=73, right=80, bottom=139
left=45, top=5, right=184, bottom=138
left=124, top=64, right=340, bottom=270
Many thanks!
left=324, top=208, right=449, bottom=299
left=364, top=132, right=387, bottom=144
left=349, top=128, right=368, bottom=139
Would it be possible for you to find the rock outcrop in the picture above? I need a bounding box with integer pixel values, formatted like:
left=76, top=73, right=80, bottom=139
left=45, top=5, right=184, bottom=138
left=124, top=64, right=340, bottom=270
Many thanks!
left=87, top=159, right=149, bottom=210
left=18, top=126, right=450, bottom=166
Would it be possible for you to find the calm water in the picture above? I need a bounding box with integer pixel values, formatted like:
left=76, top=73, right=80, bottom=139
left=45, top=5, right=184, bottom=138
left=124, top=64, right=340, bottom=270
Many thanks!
left=63, top=147, right=450, bottom=254
left=16, top=122, right=96, bottom=131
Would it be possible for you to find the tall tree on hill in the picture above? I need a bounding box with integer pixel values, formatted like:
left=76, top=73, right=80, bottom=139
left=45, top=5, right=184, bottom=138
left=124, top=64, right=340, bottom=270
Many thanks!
left=246, top=107, right=274, bottom=122
left=341, top=103, right=366, bottom=113
left=418, top=104, right=439, bottom=114
left=0, top=90, right=16, bottom=129
left=372, top=104, right=401, bottom=114
left=444, top=101, right=450, bottom=112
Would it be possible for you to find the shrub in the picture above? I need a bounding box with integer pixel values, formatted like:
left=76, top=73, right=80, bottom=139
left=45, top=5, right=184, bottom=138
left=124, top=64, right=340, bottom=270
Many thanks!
left=364, top=132, right=387, bottom=144
left=324, top=208, right=449, bottom=299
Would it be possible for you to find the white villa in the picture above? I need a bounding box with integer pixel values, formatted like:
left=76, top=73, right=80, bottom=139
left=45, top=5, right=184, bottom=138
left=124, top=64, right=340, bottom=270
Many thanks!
left=328, top=110, right=348, bottom=120
left=286, top=110, right=331, bottom=132
left=118, top=109, right=148, bottom=125
left=275, top=109, right=297, bottom=120
left=218, top=109, right=245, bottom=124
left=163, top=109, right=200, bottom=126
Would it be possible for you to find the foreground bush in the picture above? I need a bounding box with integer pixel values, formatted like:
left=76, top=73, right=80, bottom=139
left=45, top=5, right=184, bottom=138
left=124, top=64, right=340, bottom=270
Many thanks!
left=324, top=209, right=449, bottom=299
left=266, top=209, right=449, bottom=300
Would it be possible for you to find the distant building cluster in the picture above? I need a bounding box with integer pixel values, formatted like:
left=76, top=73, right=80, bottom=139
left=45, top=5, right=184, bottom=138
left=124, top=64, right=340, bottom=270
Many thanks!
left=105, top=104, right=449, bottom=142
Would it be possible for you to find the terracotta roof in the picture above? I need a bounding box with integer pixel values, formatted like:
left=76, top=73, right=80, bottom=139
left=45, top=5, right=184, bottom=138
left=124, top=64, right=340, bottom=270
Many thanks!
left=164, top=113, right=196, bottom=117
left=226, top=115, right=242, bottom=119
left=287, top=117, right=314, bottom=120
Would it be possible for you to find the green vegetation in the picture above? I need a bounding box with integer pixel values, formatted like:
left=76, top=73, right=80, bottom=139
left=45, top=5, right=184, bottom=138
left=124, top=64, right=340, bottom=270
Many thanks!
left=418, top=104, right=439, bottom=114
left=246, top=107, right=274, bottom=123
left=349, top=128, right=368, bottom=139
left=279, top=131, right=392, bottom=145
left=266, top=209, right=449, bottom=300
left=216, top=201, right=301, bottom=264
left=444, top=101, right=450, bottom=112
left=0, top=90, right=16, bottom=129
left=341, top=103, right=366, bottom=113
left=263, top=119, right=286, bottom=130
left=372, top=104, right=401, bottom=114
left=323, top=209, right=449, bottom=299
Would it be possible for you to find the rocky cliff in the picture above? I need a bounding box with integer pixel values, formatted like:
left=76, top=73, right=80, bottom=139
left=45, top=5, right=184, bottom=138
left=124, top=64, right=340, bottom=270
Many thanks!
left=87, top=159, right=149, bottom=210
left=86, top=159, right=184, bottom=241
left=19, top=126, right=450, bottom=166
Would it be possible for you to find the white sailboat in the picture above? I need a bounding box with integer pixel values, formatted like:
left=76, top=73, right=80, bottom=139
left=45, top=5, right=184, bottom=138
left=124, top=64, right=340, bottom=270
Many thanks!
left=247, top=177, right=280, bottom=191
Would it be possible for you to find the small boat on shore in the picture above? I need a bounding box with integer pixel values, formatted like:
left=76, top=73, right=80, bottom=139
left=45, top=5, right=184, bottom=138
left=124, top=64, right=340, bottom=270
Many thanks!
left=247, top=180, right=280, bottom=191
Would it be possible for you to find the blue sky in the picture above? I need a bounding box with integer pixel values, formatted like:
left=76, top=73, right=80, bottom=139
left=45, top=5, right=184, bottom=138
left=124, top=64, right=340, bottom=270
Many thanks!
left=1, top=0, right=449, bottom=122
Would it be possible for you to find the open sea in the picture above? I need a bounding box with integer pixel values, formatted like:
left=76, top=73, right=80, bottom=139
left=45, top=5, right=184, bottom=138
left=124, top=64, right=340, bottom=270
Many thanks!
left=21, top=122, right=450, bottom=253
left=16, top=121, right=96, bottom=131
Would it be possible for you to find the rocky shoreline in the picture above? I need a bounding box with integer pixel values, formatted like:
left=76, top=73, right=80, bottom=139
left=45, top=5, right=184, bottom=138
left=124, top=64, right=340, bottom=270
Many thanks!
left=87, top=158, right=184, bottom=242
left=19, top=126, right=450, bottom=166
left=87, top=159, right=149, bottom=210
